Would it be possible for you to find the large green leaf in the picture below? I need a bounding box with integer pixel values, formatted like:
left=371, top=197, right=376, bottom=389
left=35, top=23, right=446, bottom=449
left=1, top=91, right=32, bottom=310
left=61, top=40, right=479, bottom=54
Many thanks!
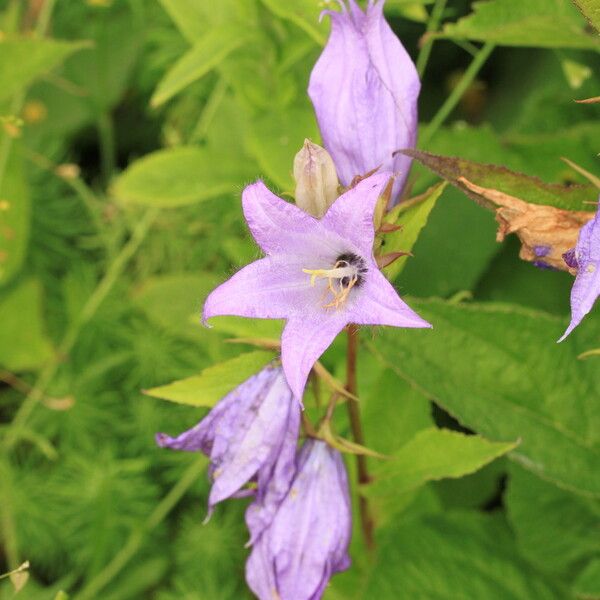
left=0, top=279, right=53, bottom=371
left=506, top=464, right=600, bottom=579
left=438, top=0, right=600, bottom=49
left=0, top=37, right=86, bottom=102
left=144, top=350, right=275, bottom=407
left=573, top=0, right=600, bottom=32
left=573, top=559, right=600, bottom=599
left=404, top=149, right=597, bottom=212
left=0, top=149, right=29, bottom=286
left=369, top=299, right=600, bottom=496
left=259, top=0, right=327, bottom=45
left=151, top=26, right=249, bottom=107
left=112, top=147, right=240, bottom=207
left=363, top=513, right=563, bottom=599
left=366, top=428, right=516, bottom=498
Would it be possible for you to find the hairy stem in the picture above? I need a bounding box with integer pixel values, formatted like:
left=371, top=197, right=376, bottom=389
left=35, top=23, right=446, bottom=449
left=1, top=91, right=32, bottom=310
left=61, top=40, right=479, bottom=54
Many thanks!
left=421, top=42, right=495, bottom=146
left=345, top=325, right=375, bottom=550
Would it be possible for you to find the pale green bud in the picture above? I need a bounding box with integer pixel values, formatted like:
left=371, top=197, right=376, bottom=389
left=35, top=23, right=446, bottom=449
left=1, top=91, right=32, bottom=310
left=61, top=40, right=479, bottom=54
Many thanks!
left=293, top=139, right=339, bottom=218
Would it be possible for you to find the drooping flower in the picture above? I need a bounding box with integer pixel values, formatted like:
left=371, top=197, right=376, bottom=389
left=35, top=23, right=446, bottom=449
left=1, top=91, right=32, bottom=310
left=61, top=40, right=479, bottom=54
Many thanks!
left=246, top=440, right=352, bottom=600
left=308, top=0, right=420, bottom=204
left=203, top=173, right=431, bottom=400
left=156, top=365, right=300, bottom=535
left=559, top=202, right=600, bottom=341
left=293, top=139, right=340, bottom=218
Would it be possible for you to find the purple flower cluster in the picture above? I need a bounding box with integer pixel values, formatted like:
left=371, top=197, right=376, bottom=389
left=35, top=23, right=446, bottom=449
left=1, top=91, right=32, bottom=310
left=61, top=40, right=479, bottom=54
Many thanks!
left=157, top=1, right=424, bottom=597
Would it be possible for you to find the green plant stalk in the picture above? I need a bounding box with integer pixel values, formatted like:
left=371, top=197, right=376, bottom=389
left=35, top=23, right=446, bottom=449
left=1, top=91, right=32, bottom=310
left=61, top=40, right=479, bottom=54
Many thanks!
left=3, top=208, right=159, bottom=451
left=416, top=0, right=447, bottom=78
left=76, top=455, right=206, bottom=600
left=421, top=42, right=495, bottom=147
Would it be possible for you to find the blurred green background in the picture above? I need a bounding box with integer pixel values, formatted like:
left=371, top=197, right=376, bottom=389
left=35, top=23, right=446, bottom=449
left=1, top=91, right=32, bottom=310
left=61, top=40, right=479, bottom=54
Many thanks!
left=0, top=0, right=599, bottom=598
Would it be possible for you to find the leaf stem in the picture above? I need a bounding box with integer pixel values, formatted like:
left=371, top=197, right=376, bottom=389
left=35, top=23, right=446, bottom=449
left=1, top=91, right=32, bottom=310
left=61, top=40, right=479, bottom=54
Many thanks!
left=345, top=325, right=375, bottom=551
left=416, top=0, right=447, bottom=78
left=3, top=208, right=158, bottom=451
left=76, top=455, right=206, bottom=600
left=421, top=41, right=495, bottom=147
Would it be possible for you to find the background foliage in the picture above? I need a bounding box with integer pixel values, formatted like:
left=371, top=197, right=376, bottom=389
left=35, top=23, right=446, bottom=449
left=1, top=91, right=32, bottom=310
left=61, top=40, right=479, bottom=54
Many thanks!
left=0, top=0, right=599, bottom=598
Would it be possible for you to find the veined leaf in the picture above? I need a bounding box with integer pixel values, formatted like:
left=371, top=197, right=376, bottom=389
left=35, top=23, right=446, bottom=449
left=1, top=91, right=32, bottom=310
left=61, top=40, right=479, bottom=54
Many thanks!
left=144, top=350, right=275, bottom=407
left=404, top=149, right=597, bottom=211
left=382, top=182, right=446, bottom=279
left=365, top=428, right=516, bottom=498
left=0, top=37, right=87, bottom=102
left=369, top=299, right=600, bottom=497
left=0, top=148, right=29, bottom=286
left=112, top=147, right=240, bottom=207
left=151, top=26, right=248, bottom=107
left=437, top=0, right=600, bottom=50
left=573, top=0, right=600, bottom=33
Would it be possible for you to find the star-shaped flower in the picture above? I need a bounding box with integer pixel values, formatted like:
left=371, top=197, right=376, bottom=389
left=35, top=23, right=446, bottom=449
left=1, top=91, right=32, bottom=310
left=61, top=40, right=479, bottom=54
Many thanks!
left=203, top=172, right=431, bottom=400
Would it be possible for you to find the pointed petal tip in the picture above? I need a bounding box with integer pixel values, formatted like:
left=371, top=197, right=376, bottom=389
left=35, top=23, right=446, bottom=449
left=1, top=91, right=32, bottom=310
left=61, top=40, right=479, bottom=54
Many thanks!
left=155, top=432, right=173, bottom=448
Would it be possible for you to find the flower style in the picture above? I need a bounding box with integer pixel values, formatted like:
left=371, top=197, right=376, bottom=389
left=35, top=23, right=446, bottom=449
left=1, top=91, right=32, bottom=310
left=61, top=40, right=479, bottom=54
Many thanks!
left=203, top=173, right=431, bottom=400
left=308, top=0, right=420, bottom=204
left=245, top=440, right=352, bottom=600
left=559, top=202, right=600, bottom=341
left=156, top=365, right=299, bottom=536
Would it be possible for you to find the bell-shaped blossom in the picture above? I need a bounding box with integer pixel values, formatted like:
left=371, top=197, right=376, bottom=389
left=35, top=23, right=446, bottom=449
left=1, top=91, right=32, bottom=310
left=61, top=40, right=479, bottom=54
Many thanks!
left=156, top=365, right=300, bottom=534
left=203, top=173, right=430, bottom=400
left=559, top=203, right=600, bottom=341
left=308, top=0, right=420, bottom=204
left=246, top=440, right=351, bottom=600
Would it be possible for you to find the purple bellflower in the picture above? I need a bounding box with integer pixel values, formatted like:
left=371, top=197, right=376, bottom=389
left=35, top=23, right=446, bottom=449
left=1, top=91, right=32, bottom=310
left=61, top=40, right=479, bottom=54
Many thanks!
left=246, top=440, right=351, bottom=600
left=203, top=173, right=431, bottom=401
left=156, top=365, right=300, bottom=537
left=308, top=0, right=420, bottom=204
left=559, top=203, right=600, bottom=341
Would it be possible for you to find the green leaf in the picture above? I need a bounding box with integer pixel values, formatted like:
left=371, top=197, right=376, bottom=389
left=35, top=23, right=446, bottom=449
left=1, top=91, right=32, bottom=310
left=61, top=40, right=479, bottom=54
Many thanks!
left=506, top=464, right=600, bottom=578
left=573, top=0, right=600, bottom=33
left=369, top=299, right=600, bottom=496
left=144, top=350, right=275, bottom=406
left=0, top=148, right=29, bottom=286
left=0, top=279, right=53, bottom=371
left=157, top=0, right=208, bottom=41
left=151, top=26, right=249, bottom=107
left=404, top=148, right=597, bottom=212
left=0, top=37, right=86, bottom=102
left=112, top=147, right=240, bottom=207
left=259, top=0, right=326, bottom=45
left=438, top=0, right=600, bottom=49
left=364, top=513, right=563, bottom=599
left=573, top=559, right=600, bottom=600
left=383, top=182, right=446, bottom=279
left=366, top=428, right=516, bottom=499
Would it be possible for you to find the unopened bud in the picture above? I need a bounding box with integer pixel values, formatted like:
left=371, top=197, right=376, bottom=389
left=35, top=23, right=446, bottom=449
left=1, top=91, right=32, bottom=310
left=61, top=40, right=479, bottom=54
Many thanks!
left=293, top=139, right=339, bottom=218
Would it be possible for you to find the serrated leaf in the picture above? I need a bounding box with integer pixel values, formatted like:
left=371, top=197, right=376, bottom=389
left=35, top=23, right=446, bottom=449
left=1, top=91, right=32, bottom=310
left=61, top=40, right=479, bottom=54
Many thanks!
left=0, top=37, right=87, bottom=102
left=365, top=428, right=516, bottom=498
left=364, top=513, right=563, bottom=599
left=0, top=148, right=29, bottom=286
left=144, top=350, right=274, bottom=406
left=151, top=26, right=248, bottom=107
left=112, top=147, right=239, bottom=207
left=382, top=182, right=446, bottom=279
left=438, top=0, right=600, bottom=49
left=404, top=148, right=597, bottom=211
left=369, top=299, right=600, bottom=496
left=0, top=279, right=53, bottom=371
left=572, top=0, right=600, bottom=33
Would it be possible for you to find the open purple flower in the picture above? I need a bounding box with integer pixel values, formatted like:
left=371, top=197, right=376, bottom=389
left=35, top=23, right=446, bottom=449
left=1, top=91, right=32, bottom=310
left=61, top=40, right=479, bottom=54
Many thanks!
left=156, top=365, right=299, bottom=532
left=559, top=202, right=600, bottom=341
left=203, top=173, right=430, bottom=400
left=246, top=440, right=351, bottom=600
left=308, top=0, right=420, bottom=204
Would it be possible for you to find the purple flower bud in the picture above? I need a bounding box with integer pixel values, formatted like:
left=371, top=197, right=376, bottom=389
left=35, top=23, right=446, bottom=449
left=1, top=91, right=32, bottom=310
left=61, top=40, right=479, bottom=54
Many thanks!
left=308, top=0, right=420, bottom=205
left=246, top=440, right=352, bottom=600
left=156, top=365, right=300, bottom=533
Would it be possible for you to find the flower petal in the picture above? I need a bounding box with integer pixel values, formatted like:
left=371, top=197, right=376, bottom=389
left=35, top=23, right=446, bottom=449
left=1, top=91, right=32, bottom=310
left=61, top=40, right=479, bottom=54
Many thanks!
left=281, top=314, right=347, bottom=400
left=321, top=172, right=391, bottom=257
left=349, top=268, right=431, bottom=329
